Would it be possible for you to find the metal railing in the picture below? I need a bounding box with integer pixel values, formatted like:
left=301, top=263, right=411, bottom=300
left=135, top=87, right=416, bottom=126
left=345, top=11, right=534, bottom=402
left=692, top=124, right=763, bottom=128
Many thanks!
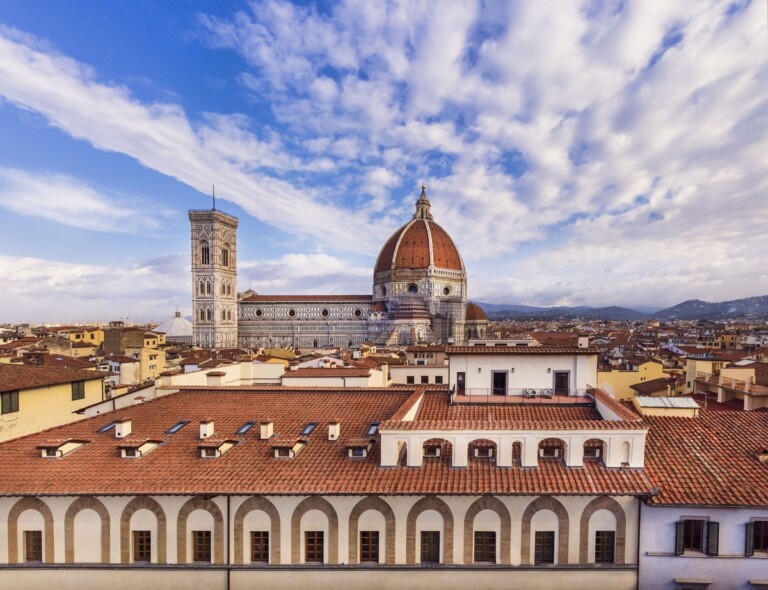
left=450, top=387, right=595, bottom=405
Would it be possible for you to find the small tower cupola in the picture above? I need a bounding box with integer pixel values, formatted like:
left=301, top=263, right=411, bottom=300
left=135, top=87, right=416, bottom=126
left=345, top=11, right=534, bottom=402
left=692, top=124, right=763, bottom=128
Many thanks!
left=413, top=184, right=433, bottom=220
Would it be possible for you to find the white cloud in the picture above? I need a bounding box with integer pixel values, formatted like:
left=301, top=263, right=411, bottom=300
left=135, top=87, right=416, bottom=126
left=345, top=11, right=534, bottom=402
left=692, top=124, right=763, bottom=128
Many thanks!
left=0, top=167, right=171, bottom=233
left=3, top=0, right=768, bottom=316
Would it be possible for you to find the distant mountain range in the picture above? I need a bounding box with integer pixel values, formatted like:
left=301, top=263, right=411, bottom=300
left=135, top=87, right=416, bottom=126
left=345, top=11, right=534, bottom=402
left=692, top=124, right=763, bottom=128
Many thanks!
left=476, top=295, right=768, bottom=322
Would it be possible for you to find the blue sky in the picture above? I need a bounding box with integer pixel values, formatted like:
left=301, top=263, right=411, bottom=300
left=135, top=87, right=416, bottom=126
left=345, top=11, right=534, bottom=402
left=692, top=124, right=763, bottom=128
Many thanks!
left=0, top=0, right=766, bottom=323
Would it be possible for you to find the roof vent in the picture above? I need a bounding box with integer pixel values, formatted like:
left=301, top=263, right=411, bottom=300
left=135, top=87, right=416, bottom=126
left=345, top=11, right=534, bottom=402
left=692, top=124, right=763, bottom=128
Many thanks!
left=260, top=420, right=274, bottom=440
left=200, top=418, right=214, bottom=439
left=115, top=419, right=131, bottom=439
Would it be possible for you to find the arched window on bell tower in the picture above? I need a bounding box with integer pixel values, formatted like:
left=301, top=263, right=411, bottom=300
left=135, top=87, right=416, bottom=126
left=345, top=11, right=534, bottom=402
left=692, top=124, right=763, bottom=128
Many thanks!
left=200, top=240, right=210, bottom=266
left=222, top=243, right=230, bottom=267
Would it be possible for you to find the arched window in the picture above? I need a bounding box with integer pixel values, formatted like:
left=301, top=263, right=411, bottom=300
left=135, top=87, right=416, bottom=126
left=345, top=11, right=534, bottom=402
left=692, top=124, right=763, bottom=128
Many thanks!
left=206, top=308, right=212, bottom=322
left=221, top=284, right=226, bottom=295
left=200, top=241, right=210, bottom=266
left=222, top=244, right=230, bottom=267
left=206, top=281, right=212, bottom=295
left=199, top=309, right=205, bottom=322
left=222, top=310, right=226, bottom=321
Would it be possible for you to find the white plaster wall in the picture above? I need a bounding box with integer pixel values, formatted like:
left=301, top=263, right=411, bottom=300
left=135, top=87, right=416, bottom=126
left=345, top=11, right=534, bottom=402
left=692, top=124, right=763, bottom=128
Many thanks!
left=131, top=508, right=159, bottom=563
left=639, top=504, right=768, bottom=590
left=16, top=509, right=44, bottom=561
left=586, top=509, right=618, bottom=564
left=357, top=509, right=386, bottom=563
left=449, top=353, right=597, bottom=394
left=73, top=509, right=101, bottom=562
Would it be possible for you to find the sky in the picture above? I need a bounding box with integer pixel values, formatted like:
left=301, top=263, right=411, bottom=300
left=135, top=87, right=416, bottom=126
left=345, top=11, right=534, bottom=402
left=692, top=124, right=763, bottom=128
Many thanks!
left=0, top=0, right=767, bottom=323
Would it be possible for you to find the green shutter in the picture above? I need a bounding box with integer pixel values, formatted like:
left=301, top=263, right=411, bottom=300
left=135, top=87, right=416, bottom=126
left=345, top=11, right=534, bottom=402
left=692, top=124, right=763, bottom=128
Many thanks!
left=745, top=521, right=755, bottom=557
left=706, top=521, right=719, bottom=556
left=675, top=521, right=685, bottom=555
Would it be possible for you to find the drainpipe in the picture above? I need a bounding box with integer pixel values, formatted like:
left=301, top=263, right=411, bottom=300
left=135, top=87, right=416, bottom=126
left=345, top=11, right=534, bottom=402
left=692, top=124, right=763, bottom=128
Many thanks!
left=636, top=500, right=642, bottom=590
left=226, top=495, right=231, bottom=590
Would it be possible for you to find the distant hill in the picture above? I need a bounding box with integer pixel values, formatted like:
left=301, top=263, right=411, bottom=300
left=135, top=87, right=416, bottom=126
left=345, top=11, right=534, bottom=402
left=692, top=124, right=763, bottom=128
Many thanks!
left=475, top=302, right=648, bottom=321
left=652, top=295, right=768, bottom=320
left=476, top=294, right=768, bottom=322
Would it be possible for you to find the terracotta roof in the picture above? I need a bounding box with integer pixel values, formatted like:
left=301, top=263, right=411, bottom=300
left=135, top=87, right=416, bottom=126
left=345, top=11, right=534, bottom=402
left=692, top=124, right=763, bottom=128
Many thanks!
left=21, top=353, right=96, bottom=369
left=108, top=355, right=139, bottom=364
left=0, top=387, right=656, bottom=497
left=465, top=302, right=488, bottom=322
left=629, top=378, right=673, bottom=395
left=446, top=346, right=599, bottom=355
left=0, top=364, right=108, bottom=393
left=240, top=294, right=372, bottom=303
left=381, top=392, right=646, bottom=431
left=282, top=368, right=372, bottom=378
left=405, top=345, right=445, bottom=353
left=374, top=218, right=464, bottom=273
left=644, top=409, right=768, bottom=506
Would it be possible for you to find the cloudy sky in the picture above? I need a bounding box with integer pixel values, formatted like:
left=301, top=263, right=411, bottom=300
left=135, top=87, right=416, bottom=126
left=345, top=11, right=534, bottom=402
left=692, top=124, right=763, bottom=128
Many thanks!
left=0, top=0, right=766, bottom=323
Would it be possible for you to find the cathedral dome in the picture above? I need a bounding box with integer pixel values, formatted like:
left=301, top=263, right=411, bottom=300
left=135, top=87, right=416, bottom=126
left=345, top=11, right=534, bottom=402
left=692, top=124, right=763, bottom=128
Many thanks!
left=374, top=186, right=464, bottom=273
left=465, top=302, right=487, bottom=321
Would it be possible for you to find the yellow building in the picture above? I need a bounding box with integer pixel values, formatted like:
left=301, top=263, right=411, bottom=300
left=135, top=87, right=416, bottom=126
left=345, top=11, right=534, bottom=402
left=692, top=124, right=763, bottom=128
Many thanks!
left=597, top=360, right=667, bottom=401
left=56, top=326, right=105, bottom=347
left=0, top=364, right=107, bottom=442
left=124, top=346, right=167, bottom=382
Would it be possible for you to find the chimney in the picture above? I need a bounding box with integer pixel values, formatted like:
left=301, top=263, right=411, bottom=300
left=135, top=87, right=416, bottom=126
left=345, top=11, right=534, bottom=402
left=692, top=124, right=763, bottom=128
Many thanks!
left=200, top=418, right=214, bottom=439
left=328, top=420, right=340, bottom=441
left=115, top=418, right=131, bottom=439
left=577, top=335, right=589, bottom=348
left=260, top=420, right=274, bottom=440
left=206, top=370, right=226, bottom=386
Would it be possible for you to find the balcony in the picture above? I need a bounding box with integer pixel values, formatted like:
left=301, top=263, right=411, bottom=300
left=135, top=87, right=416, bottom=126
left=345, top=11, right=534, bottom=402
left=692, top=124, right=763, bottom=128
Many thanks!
left=451, top=387, right=596, bottom=406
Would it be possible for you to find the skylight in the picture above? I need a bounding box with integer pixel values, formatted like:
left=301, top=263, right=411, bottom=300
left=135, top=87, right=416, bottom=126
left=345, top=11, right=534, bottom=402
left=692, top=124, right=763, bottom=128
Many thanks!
left=166, top=420, right=189, bottom=434
left=366, top=422, right=379, bottom=436
left=236, top=421, right=255, bottom=435
left=300, top=422, right=318, bottom=436
left=97, top=421, right=117, bottom=433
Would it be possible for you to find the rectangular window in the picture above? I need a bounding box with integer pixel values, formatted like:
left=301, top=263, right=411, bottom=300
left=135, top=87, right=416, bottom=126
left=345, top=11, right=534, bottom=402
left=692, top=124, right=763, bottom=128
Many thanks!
left=365, top=422, right=379, bottom=436
left=192, top=530, right=212, bottom=562
left=305, top=531, right=324, bottom=563
left=435, top=375, right=444, bottom=384
left=1, top=391, right=19, bottom=414
left=71, top=381, right=85, bottom=401
left=420, top=375, right=429, bottom=384
left=251, top=531, right=269, bottom=562
left=420, top=530, right=440, bottom=563
left=133, top=530, right=151, bottom=562
left=756, top=521, right=768, bottom=552
left=24, top=530, right=42, bottom=562
left=474, top=531, right=496, bottom=563
left=594, top=530, right=615, bottom=563
left=406, top=376, right=415, bottom=384
left=360, top=530, right=380, bottom=562
left=675, top=519, right=718, bottom=556
left=534, top=531, right=555, bottom=564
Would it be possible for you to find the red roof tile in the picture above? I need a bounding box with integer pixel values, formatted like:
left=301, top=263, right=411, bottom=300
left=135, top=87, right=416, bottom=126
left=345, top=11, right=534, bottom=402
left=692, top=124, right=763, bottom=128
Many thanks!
left=0, top=364, right=108, bottom=393
left=0, top=388, right=654, bottom=497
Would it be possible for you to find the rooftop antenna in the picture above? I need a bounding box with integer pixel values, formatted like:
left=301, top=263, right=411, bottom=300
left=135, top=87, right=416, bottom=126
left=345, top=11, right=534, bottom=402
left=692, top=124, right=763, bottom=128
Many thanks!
left=212, top=184, right=216, bottom=211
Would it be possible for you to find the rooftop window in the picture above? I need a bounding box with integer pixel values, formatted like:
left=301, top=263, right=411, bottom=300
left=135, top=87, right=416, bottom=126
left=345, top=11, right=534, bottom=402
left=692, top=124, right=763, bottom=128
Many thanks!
left=97, top=421, right=117, bottom=433
left=300, top=422, right=318, bottom=436
left=166, top=420, right=189, bottom=434
left=365, top=422, right=379, bottom=437
left=236, top=421, right=255, bottom=435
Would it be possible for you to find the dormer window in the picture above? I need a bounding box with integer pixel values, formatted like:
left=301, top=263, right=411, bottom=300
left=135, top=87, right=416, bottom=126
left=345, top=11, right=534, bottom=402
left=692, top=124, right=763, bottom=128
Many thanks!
left=272, top=438, right=307, bottom=459
left=424, top=445, right=441, bottom=458
left=118, top=439, right=162, bottom=458
left=38, top=439, right=88, bottom=458
left=475, top=447, right=494, bottom=458
left=198, top=439, right=237, bottom=458
left=584, top=446, right=601, bottom=459
left=346, top=437, right=374, bottom=459
left=540, top=446, right=559, bottom=458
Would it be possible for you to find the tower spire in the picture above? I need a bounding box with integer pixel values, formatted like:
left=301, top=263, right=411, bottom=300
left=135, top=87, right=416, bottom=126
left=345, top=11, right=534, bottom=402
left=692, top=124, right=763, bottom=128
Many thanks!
left=212, top=184, right=216, bottom=211
left=413, top=183, right=433, bottom=220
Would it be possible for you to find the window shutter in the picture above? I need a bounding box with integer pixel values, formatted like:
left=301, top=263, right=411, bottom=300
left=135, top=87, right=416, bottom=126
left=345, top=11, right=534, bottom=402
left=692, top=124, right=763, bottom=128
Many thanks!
left=675, top=521, right=684, bottom=556
left=706, top=521, right=719, bottom=556
left=745, top=521, right=755, bottom=557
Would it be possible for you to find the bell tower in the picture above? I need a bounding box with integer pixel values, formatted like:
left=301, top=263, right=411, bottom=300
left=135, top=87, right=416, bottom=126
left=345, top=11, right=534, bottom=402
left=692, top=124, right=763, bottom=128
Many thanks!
left=189, top=206, right=239, bottom=348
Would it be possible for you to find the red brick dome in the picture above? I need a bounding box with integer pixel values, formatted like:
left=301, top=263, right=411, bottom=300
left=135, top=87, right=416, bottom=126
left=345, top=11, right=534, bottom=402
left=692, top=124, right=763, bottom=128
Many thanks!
left=374, top=187, right=464, bottom=273
left=465, top=302, right=487, bottom=321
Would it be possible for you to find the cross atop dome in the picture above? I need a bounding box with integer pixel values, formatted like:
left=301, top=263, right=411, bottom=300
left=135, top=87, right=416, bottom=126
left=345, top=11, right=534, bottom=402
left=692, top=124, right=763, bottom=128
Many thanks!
left=413, top=183, right=433, bottom=220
